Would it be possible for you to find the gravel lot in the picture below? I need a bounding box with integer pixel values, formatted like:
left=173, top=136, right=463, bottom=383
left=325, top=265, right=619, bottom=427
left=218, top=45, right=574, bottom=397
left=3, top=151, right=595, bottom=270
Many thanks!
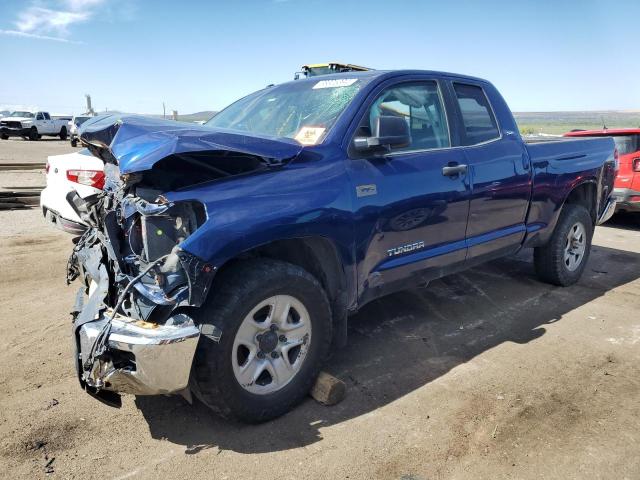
left=1, top=139, right=639, bottom=479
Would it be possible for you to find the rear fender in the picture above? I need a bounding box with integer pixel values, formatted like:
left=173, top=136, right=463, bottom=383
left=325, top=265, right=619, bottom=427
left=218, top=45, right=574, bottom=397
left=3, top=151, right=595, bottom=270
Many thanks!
left=524, top=178, right=598, bottom=247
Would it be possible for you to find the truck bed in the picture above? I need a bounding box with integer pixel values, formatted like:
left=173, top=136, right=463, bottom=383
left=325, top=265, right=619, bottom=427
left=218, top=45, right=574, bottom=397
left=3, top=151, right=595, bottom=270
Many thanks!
left=523, top=135, right=616, bottom=246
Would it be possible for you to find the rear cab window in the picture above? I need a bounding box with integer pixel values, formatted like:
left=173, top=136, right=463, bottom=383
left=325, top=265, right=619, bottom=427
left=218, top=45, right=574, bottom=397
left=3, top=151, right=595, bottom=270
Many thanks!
left=453, top=83, right=500, bottom=146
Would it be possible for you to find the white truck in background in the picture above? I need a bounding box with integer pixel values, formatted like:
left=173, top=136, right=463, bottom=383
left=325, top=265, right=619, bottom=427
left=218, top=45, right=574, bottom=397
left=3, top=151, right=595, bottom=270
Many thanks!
left=0, top=110, right=69, bottom=140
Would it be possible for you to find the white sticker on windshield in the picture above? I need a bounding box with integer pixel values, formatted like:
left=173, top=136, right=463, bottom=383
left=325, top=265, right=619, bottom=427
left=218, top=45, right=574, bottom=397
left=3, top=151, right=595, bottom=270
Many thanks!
left=312, top=78, right=358, bottom=89
left=295, top=126, right=326, bottom=145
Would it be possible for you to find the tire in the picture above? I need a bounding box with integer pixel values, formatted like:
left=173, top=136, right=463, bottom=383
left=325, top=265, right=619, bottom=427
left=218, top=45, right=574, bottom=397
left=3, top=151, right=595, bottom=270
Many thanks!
left=192, top=258, right=332, bottom=423
left=71, top=138, right=77, bottom=147
left=534, top=204, right=593, bottom=286
left=0, top=134, right=7, bottom=140
left=28, top=127, right=38, bottom=141
left=59, top=127, right=67, bottom=140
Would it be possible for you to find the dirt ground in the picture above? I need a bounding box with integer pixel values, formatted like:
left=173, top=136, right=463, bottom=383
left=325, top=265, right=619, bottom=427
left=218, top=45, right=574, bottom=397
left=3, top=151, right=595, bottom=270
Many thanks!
left=1, top=138, right=639, bottom=479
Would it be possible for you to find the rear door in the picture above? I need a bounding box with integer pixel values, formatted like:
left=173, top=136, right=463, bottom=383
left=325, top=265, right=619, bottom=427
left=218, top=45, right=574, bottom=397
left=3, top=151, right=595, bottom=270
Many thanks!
left=347, top=77, right=471, bottom=303
left=448, top=82, right=532, bottom=261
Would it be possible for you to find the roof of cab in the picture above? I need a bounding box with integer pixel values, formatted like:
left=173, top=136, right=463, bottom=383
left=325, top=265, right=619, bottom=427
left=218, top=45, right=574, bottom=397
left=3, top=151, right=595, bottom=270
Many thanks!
left=288, top=69, right=491, bottom=85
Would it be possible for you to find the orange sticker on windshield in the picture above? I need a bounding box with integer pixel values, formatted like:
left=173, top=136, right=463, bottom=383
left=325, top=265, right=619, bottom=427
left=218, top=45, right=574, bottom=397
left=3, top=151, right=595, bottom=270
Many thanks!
left=295, top=126, right=326, bottom=145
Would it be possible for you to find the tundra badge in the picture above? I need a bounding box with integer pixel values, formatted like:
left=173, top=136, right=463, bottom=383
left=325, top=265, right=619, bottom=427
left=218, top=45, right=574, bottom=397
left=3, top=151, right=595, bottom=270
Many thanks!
left=387, top=241, right=425, bottom=257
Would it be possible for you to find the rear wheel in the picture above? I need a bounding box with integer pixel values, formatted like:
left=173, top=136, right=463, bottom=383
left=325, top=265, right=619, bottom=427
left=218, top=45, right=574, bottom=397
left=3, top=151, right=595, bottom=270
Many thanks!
left=70, top=138, right=78, bottom=147
left=59, top=127, right=67, bottom=140
left=534, top=204, right=593, bottom=286
left=28, top=127, right=38, bottom=141
left=192, top=258, right=332, bottom=422
left=0, top=134, right=7, bottom=140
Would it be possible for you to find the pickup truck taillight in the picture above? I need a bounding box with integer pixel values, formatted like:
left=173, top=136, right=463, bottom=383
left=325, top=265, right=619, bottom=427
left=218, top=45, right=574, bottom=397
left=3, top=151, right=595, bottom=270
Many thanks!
left=614, top=148, right=619, bottom=172
left=633, top=158, right=640, bottom=172
left=67, top=169, right=105, bottom=189
left=45, top=162, right=50, bottom=174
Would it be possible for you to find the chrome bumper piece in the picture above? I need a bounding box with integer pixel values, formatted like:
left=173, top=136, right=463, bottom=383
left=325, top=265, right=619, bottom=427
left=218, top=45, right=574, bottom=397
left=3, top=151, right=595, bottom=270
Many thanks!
left=597, top=196, right=617, bottom=225
left=77, top=311, right=200, bottom=396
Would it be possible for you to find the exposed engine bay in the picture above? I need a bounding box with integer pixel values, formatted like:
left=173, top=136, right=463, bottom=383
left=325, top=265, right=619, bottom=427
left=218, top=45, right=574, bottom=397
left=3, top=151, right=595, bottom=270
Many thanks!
left=68, top=164, right=211, bottom=321
left=67, top=162, right=216, bottom=405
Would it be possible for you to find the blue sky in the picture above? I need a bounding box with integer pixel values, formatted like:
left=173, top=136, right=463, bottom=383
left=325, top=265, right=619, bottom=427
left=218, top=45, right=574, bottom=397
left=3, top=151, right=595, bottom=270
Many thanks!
left=0, top=0, right=638, bottom=115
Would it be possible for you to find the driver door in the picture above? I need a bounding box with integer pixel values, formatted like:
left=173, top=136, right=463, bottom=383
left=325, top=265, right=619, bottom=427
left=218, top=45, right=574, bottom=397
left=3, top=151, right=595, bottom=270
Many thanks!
left=348, top=78, right=471, bottom=304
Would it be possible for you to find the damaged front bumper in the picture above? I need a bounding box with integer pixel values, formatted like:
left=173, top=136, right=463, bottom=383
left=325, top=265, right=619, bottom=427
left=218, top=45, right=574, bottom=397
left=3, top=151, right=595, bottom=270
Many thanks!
left=77, top=310, right=199, bottom=396
left=69, top=230, right=215, bottom=405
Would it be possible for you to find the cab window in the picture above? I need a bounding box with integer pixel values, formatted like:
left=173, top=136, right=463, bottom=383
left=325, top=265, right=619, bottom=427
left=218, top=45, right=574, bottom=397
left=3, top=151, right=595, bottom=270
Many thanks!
left=453, top=83, right=500, bottom=145
left=357, top=81, right=450, bottom=152
left=36, top=112, right=44, bottom=120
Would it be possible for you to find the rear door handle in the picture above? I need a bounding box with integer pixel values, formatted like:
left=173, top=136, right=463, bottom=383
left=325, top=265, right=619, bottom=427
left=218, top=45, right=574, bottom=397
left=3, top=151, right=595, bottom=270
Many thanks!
left=442, top=163, right=468, bottom=177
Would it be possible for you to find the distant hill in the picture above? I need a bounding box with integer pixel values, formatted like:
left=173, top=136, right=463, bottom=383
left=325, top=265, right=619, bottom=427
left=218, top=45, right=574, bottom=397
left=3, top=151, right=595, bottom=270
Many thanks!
left=175, top=111, right=218, bottom=122
left=514, top=110, right=640, bottom=135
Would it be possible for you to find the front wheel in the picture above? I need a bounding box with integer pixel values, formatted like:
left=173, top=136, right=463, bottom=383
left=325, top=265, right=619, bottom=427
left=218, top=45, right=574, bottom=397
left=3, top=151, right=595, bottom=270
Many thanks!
left=70, top=138, right=78, bottom=147
left=192, top=259, right=332, bottom=422
left=28, top=127, right=38, bottom=141
left=534, top=204, right=593, bottom=286
left=59, top=127, right=67, bottom=140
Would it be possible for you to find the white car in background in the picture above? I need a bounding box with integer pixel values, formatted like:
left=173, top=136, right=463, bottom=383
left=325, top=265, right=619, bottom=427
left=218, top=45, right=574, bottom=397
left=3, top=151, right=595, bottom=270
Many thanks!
left=69, top=115, right=93, bottom=147
left=40, top=149, right=104, bottom=234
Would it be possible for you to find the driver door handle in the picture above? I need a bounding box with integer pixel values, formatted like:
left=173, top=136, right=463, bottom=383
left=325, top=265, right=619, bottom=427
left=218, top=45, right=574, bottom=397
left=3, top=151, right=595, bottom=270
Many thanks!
left=442, top=163, right=468, bottom=177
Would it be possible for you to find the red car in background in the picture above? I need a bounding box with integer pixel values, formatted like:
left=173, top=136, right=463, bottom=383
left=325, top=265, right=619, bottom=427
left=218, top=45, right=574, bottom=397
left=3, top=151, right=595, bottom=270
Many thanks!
left=564, top=128, right=640, bottom=213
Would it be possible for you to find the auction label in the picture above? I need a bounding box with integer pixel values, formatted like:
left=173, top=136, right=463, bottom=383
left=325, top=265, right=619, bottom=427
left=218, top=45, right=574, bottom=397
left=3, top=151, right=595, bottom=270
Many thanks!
left=313, top=79, right=358, bottom=89
left=295, top=126, right=326, bottom=145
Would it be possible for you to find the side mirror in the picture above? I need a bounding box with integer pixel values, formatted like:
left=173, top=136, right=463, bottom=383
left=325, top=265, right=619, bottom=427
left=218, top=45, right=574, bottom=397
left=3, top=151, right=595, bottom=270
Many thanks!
left=354, top=115, right=411, bottom=152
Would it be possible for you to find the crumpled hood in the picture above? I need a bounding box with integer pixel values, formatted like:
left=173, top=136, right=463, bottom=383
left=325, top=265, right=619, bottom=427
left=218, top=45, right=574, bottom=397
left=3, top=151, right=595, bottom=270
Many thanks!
left=78, top=114, right=304, bottom=174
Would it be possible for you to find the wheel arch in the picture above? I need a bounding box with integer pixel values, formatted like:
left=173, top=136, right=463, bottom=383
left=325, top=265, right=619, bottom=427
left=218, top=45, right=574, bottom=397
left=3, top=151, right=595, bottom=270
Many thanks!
left=525, top=179, right=598, bottom=248
left=563, top=180, right=598, bottom=225
left=209, top=236, right=350, bottom=349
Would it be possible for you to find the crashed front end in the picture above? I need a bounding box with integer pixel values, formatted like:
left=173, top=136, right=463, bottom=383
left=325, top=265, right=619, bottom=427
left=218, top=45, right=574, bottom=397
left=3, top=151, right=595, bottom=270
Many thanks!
left=67, top=164, right=215, bottom=406
left=66, top=115, right=302, bottom=407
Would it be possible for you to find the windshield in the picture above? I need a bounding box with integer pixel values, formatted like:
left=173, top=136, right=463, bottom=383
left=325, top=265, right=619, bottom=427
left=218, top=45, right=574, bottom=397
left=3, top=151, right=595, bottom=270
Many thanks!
left=205, top=78, right=366, bottom=145
left=10, top=111, right=34, bottom=118
left=612, top=135, right=640, bottom=155
left=74, top=116, right=90, bottom=126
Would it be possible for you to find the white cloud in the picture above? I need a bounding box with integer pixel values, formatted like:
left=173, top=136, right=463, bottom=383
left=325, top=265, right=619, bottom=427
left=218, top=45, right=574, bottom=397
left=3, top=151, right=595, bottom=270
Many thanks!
left=1, top=0, right=107, bottom=42
left=15, top=7, right=90, bottom=36
left=64, top=0, right=106, bottom=10
left=0, top=28, right=82, bottom=43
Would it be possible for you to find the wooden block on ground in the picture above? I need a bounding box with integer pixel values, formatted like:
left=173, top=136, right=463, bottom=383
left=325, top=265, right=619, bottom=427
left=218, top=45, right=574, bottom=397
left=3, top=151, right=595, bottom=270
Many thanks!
left=310, top=371, right=346, bottom=406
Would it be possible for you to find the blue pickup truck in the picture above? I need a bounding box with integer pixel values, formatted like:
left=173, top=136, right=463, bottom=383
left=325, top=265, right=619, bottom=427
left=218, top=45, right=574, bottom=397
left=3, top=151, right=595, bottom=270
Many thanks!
left=68, top=70, right=617, bottom=422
